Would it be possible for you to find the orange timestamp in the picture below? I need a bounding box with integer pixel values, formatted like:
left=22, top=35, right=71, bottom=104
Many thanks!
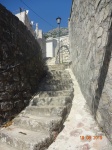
left=80, top=135, right=102, bottom=140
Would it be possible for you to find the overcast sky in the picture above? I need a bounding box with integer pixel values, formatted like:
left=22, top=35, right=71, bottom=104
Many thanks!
left=0, top=0, right=72, bottom=33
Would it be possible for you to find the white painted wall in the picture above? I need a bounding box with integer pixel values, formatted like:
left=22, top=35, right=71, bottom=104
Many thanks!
left=35, top=24, right=46, bottom=58
left=15, top=11, right=34, bottom=36
left=16, top=11, right=25, bottom=23
left=46, top=35, right=69, bottom=58
left=46, top=39, right=54, bottom=57
left=16, top=12, right=46, bottom=58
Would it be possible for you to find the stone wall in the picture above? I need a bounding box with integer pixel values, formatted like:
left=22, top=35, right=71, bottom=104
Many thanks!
left=97, top=23, right=112, bottom=141
left=69, top=0, right=112, bottom=142
left=0, top=4, right=44, bottom=125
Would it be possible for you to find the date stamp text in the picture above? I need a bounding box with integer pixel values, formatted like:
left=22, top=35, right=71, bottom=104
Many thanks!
left=80, top=135, right=102, bottom=141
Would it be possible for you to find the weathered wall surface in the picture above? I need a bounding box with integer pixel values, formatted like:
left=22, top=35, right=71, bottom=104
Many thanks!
left=0, top=4, right=44, bottom=125
left=97, top=24, right=112, bottom=141
left=69, top=0, right=112, bottom=141
left=55, top=35, right=70, bottom=63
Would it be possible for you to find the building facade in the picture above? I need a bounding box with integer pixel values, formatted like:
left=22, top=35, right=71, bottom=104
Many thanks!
left=35, top=23, right=46, bottom=58
left=15, top=10, right=46, bottom=58
left=15, top=10, right=34, bottom=36
left=46, top=35, right=70, bottom=63
left=46, top=37, right=57, bottom=57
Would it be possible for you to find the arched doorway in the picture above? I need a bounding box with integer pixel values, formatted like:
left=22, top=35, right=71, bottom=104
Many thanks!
left=56, top=45, right=70, bottom=63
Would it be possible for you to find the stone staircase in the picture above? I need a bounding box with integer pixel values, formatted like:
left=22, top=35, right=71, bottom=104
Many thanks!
left=45, top=57, right=56, bottom=66
left=0, top=63, right=74, bottom=150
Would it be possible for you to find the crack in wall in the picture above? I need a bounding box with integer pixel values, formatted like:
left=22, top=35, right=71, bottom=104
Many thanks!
left=92, top=22, right=112, bottom=118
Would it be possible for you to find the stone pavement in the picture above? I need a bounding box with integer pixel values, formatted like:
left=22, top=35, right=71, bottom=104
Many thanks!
left=48, top=69, right=112, bottom=150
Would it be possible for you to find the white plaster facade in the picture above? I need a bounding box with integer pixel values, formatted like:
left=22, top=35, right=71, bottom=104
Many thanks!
left=46, top=37, right=57, bottom=57
left=15, top=10, right=34, bottom=36
left=46, top=35, right=69, bottom=59
left=15, top=10, right=46, bottom=58
left=35, top=24, right=46, bottom=58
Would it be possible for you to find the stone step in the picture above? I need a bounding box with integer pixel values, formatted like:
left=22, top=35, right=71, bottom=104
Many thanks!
left=24, top=106, right=67, bottom=117
left=46, top=57, right=56, bottom=65
left=47, top=70, right=70, bottom=76
left=39, top=84, right=73, bottom=91
left=0, top=125, right=52, bottom=150
left=39, top=90, right=74, bottom=97
left=47, top=65, right=66, bottom=70
left=40, top=81, right=72, bottom=85
left=42, top=79, right=72, bottom=85
left=46, top=74, right=71, bottom=79
left=31, top=96, right=72, bottom=106
left=50, top=70, right=67, bottom=73
left=42, top=78, right=72, bottom=84
left=47, top=63, right=70, bottom=70
left=0, top=142, right=17, bottom=150
left=44, top=77, right=71, bottom=82
left=13, top=115, right=62, bottom=132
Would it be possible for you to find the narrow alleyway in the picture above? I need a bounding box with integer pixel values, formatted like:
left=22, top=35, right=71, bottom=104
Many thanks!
left=1, top=0, right=112, bottom=149
left=0, top=58, right=112, bottom=150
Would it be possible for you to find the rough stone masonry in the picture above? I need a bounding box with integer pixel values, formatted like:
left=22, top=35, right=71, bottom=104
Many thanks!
left=69, top=0, right=112, bottom=142
left=0, top=4, right=44, bottom=125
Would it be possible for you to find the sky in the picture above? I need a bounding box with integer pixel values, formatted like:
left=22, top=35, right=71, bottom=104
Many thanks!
left=0, top=0, right=72, bottom=33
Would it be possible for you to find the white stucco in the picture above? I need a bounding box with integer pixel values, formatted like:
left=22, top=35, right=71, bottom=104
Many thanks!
left=16, top=11, right=25, bottom=23
left=46, top=38, right=54, bottom=57
left=46, top=35, right=69, bottom=58
left=15, top=11, right=34, bottom=36
left=15, top=11, right=46, bottom=58
left=35, top=24, right=46, bottom=58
